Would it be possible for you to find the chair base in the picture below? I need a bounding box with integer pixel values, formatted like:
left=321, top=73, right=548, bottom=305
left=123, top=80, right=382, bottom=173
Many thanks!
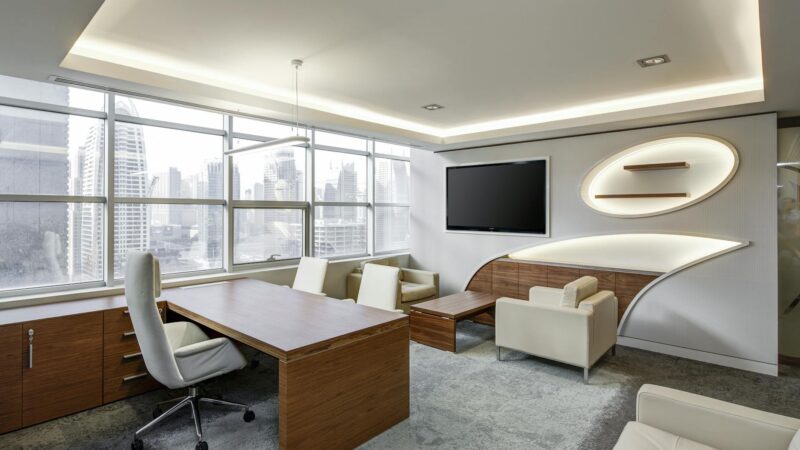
left=131, top=386, right=253, bottom=450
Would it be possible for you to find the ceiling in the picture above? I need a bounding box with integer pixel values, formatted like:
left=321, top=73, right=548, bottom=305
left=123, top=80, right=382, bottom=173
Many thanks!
left=1, top=1, right=799, bottom=149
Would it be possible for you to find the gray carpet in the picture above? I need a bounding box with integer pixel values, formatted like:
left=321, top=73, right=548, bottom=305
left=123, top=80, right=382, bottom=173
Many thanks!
left=2, top=321, right=800, bottom=450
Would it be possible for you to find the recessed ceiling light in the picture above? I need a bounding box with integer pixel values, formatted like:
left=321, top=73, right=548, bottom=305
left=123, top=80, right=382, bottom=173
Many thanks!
left=422, top=104, right=444, bottom=111
left=637, top=54, right=670, bottom=68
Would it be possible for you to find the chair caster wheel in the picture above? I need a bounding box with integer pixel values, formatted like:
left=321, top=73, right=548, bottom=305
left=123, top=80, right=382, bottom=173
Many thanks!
left=196, top=441, right=208, bottom=450
left=152, top=407, right=161, bottom=419
left=131, top=438, right=144, bottom=450
left=243, top=410, right=255, bottom=422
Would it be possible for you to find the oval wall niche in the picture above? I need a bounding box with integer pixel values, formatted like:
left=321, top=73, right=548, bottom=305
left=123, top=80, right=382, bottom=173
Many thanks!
left=581, top=135, right=739, bottom=217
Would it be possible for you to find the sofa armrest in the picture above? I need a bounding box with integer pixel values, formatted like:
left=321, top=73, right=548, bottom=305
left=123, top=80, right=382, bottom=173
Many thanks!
left=346, top=273, right=363, bottom=299
left=496, top=297, right=591, bottom=367
left=636, top=384, right=800, bottom=450
left=529, top=286, right=563, bottom=306
left=402, top=268, right=438, bottom=289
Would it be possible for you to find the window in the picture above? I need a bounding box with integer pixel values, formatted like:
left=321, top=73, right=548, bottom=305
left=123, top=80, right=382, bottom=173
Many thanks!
left=374, top=144, right=411, bottom=253
left=0, top=74, right=412, bottom=298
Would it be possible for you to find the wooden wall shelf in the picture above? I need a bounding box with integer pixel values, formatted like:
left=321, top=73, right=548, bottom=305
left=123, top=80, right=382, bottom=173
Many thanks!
left=595, top=193, right=688, bottom=199
left=624, top=162, right=689, bottom=171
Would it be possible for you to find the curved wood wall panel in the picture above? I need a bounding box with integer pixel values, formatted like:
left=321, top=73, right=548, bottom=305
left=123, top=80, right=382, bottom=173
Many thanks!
left=466, top=258, right=659, bottom=321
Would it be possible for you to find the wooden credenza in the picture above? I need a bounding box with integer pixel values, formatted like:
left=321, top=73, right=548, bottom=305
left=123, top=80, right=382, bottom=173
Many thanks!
left=0, top=296, right=166, bottom=434
left=468, top=258, right=661, bottom=321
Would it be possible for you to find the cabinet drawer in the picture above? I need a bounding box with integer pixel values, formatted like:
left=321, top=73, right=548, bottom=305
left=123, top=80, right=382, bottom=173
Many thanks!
left=103, top=353, right=160, bottom=404
left=104, top=302, right=166, bottom=334
left=104, top=330, right=142, bottom=357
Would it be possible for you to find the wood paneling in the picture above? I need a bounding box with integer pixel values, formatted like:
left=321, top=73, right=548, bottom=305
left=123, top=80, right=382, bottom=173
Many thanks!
left=492, top=261, right=519, bottom=299
left=546, top=266, right=581, bottom=288
left=410, top=311, right=456, bottom=352
left=518, top=263, right=547, bottom=299
left=615, top=273, right=658, bottom=320
left=0, top=324, right=22, bottom=434
left=279, top=324, right=409, bottom=450
left=467, top=263, right=492, bottom=293
left=103, top=330, right=142, bottom=357
left=579, top=269, right=616, bottom=292
left=22, top=312, right=103, bottom=427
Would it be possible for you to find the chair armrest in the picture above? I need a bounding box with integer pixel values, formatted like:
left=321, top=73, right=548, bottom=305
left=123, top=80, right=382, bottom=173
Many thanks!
left=402, top=268, right=439, bottom=289
left=342, top=298, right=356, bottom=303
left=578, top=291, right=617, bottom=363
left=346, top=273, right=362, bottom=299
left=174, top=337, right=228, bottom=358
left=636, top=384, right=800, bottom=450
left=496, top=297, right=591, bottom=367
left=529, top=286, right=563, bottom=306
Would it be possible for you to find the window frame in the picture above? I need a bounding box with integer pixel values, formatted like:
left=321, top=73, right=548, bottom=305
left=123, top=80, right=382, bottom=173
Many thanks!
left=0, top=77, right=412, bottom=300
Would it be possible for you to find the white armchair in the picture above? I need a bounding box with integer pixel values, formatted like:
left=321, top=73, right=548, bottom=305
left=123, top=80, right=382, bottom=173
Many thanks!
left=495, top=276, right=617, bottom=381
left=346, top=257, right=439, bottom=312
left=614, top=384, right=800, bottom=450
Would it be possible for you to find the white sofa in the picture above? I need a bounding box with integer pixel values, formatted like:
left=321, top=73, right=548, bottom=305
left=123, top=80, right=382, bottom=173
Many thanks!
left=615, top=384, right=800, bottom=450
left=495, top=276, right=617, bottom=381
left=346, top=257, right=439, bottom=312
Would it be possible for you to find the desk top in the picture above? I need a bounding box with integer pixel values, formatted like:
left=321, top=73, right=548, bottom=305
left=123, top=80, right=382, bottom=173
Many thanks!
left=162, top=279, right=407, bottom=361
left=410, top=291, right=497, bottom=320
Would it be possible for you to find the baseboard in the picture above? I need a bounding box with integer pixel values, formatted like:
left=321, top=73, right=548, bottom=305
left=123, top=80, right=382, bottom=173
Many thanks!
left=617, top=336, right=778, bottom=376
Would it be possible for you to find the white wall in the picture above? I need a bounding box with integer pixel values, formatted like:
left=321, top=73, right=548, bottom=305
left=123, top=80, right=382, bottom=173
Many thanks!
left=409, top=114, right=777, bottom=374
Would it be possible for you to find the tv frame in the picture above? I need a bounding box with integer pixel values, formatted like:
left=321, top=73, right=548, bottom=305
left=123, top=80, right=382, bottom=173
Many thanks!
left=444, top=157, right=550, bottom=237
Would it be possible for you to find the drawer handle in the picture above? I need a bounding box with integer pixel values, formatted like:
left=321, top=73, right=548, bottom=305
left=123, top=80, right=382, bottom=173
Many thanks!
left=123, top=308, right=163, bottom=315
left=123, top=372, right=148, bottom=382
left=122, top=352, right=142, bottom=360
left=28, top=329, right=34, bottom=369
left=123, top=331, right=136, bottom=337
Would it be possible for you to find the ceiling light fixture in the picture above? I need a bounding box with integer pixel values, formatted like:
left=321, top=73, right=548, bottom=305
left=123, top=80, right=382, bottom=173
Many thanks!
left=225, top=59, right=310, bottom=155
left=422, top=104, right=444, bottom=111
left=637, top=54, right=670, bottom=68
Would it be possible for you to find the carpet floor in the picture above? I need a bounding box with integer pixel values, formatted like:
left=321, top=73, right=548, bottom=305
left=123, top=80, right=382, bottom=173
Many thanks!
left=2, top=321, right=799, bottom=450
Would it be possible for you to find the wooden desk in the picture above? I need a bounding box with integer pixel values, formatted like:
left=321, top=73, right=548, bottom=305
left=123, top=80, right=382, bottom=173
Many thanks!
left=410, top=291, right=497, bottom=352
left=162, top=279, right=410, bottom=450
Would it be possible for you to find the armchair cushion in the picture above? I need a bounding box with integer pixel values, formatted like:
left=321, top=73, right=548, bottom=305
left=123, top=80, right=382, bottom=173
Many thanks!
left=614, top=422, right=716, bottom=450
left=400, top=281, right=437, bottom=303
left=561, top=276, right=598, bottom=308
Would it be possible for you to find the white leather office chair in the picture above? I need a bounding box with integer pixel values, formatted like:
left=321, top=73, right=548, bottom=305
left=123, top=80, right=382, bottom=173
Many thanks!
left=344, top=263, right=404, bottom=313
left=125, top=252, right=253, bottom=450
left=292, top=256, right=329, bottom=294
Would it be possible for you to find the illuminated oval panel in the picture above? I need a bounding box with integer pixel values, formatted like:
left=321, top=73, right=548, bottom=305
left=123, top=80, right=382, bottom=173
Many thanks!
left=581, top=136, right=738, bottom=217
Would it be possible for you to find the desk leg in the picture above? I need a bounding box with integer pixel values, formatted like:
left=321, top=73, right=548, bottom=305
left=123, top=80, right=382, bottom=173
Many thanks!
left=278, top=324, right=409, bottom=449
left=410, top=310, right=456, bottom=352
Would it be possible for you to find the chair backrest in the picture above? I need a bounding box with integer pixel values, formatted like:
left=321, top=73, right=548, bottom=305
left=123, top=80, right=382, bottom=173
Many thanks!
left=561, top=276, right=598, bottom=308
left=292, top=256, right=329, bottom=294
left=124, top=252, right=183, bottom=388
left=357, top=263, right=401, bottom=312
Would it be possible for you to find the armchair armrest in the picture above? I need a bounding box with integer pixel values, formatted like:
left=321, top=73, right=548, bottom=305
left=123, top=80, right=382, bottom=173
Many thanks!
left=402, top=268, right=438, bottom=288
left=636, top=384, right=800, bottom=450
left=174, top=337, right=228, bottom=358
left=346, top=273, right=363, bottom=299
left=529, top=286, right=563, bottom=306
left=578, top=291, right=617, bottom=363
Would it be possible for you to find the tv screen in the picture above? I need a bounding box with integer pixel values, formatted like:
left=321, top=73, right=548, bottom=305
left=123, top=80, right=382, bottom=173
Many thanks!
left=446, top=160, right=548, bottom=234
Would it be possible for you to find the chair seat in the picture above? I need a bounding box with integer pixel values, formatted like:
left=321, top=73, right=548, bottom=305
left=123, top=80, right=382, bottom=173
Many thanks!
left=164, top=321, right=246, bottom=386
left=614, top=422, right=717, bottom=450
left=400, top=281, right=437, bottom=303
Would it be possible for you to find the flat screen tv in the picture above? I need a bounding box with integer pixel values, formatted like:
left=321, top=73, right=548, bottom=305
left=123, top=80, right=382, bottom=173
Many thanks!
left=446, top=159, right=548, bottom=234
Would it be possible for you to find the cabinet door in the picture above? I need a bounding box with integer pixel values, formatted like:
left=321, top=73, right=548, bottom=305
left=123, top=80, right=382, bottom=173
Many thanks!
left=22, top=312, right=103, bottom=427
left=0, top=324, right=22, bottom=434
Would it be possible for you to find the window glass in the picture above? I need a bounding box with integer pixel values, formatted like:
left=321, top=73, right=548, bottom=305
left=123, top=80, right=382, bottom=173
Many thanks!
left=375, top=206, right=410, bottom=252
left=113, top=122, right=223, bottom=199
left=232, top=116, right=304, bottom=139
left=0, top=202, right=104, bottom=290
left=315, top=130, right=367, bottom=151
left=375, top=158, right=410, bottom=203
left=374, top=141, right=411, bottom=158
left=232, top=138, right=305, bottom=201
left=313, top=206, right=367, bottom=257
left=115, top=95, right=223, bottom=129
left=0, top=106, right=104, bottom=196
left=0, top=75, right=105, bottom=111
left=314, top=150, right=367, bottom=202
left=233, top=209, right=303, bottom=264
left=114, top=204, right=223, bottom=278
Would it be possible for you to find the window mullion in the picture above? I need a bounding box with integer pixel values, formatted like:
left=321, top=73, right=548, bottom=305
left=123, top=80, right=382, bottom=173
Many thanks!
left=105, top=92, right=116, bottom=286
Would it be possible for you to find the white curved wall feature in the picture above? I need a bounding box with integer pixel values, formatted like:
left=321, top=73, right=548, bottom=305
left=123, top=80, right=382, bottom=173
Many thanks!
left=507, top=233, right=749, bottom=332
left=581, top=135, right=739, bottom=217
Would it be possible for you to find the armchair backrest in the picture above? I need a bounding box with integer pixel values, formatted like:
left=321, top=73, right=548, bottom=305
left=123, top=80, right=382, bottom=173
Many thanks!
left=561, top=276, right=598, bottom=308
left=124, top=251, right=183, bottom=388
left=292, top=256, right=329, bottom=294
left=357, top=263, right=401, bottom=311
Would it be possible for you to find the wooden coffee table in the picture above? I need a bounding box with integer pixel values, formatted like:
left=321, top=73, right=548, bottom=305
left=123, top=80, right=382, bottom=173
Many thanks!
left=410, top=291, right=498, bottom=352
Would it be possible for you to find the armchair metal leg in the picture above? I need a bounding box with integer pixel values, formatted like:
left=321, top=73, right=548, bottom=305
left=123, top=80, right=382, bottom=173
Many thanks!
left=611, top=344, right=616, bottom=356
left=497, top=345, right=502, bottom=361
left=583, top=367, right=589, bottom=383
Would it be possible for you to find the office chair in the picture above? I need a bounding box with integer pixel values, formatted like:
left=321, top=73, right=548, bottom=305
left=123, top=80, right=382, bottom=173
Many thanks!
left=125, top=252, right=254, bottom=450
left=292, top=256, right=329, bottom=294
left=344, top=263, right=404, bottom=313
